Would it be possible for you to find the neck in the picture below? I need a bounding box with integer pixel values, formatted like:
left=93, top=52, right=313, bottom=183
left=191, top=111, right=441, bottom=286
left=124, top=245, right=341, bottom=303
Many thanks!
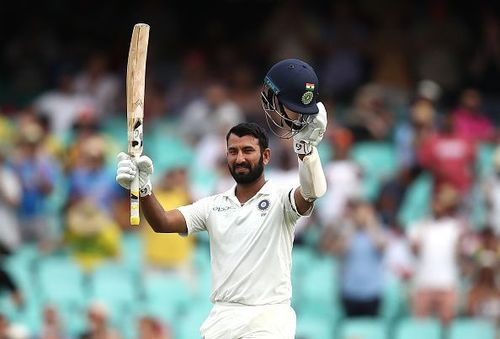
left=235, top=176, right=266, bottom=204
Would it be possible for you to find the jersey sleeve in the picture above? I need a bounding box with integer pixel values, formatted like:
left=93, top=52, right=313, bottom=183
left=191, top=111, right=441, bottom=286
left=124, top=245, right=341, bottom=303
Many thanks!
left=177, top=196, right=211, bottom=235
left=283, top=187, right=313, bottom=227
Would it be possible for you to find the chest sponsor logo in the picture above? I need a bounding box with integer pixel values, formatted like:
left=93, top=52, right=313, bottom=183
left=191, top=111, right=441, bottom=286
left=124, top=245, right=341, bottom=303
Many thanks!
left=212, top=206, right=235, bottom=212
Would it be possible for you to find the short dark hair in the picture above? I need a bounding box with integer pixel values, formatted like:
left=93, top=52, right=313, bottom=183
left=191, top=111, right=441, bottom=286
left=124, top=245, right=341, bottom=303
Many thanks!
left=226, top=122, right=269, bottom=151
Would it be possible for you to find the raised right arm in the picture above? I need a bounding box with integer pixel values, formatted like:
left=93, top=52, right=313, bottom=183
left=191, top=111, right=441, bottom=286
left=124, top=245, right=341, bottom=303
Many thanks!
left=140, top=193, right=187, bottom=233
left=116, top=152, right=188, bottom=234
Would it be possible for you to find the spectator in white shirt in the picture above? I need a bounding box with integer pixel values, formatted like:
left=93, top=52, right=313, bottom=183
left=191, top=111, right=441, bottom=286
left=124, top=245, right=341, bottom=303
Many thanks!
left=407, top=184, right=467, bottom=326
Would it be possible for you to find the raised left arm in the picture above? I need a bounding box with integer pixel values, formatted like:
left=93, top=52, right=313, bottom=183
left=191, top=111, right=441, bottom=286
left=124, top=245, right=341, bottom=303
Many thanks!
left=293, top=102, right=328, bottom=215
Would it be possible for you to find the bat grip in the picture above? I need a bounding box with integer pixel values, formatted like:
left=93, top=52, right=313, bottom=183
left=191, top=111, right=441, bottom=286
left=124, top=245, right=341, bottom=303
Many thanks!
left=130, top=168, right=140, bottom=225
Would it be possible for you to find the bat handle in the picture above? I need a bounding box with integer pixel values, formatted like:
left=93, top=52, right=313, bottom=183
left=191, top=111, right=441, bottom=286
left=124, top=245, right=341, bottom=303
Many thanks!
left=130, top=168, right=140, bottom=225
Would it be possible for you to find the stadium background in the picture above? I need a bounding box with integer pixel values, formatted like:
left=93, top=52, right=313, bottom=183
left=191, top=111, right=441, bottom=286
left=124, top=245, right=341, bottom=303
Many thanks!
left=0, top=0, right=499, bottom=338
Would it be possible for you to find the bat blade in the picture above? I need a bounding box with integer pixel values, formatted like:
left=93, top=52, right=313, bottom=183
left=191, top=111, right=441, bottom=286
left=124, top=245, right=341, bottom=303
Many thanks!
left=127, top=23, right=149, bottom=226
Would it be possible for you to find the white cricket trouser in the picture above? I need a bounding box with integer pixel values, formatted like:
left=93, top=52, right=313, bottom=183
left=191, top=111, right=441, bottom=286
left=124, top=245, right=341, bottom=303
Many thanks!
left=200, top=302, right=296, bottom=339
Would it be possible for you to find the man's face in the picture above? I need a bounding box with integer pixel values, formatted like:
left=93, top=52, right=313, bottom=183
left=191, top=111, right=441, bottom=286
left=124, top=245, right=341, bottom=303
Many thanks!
left=226, top=134, right=270, bottom=184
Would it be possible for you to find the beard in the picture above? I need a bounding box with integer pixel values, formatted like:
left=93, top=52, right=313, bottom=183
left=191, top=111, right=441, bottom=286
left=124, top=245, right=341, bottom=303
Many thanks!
left=228, top=154, right=264, bottom=184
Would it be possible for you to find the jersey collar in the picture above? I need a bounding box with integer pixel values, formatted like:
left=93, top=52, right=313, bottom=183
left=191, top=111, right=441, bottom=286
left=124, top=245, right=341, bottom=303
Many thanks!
left=222, top=180, right=274, bottom=200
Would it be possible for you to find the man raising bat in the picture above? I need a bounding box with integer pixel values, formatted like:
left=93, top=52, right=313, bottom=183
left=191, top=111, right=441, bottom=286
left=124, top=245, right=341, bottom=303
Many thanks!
left=116, top=58, right=328, bottom=338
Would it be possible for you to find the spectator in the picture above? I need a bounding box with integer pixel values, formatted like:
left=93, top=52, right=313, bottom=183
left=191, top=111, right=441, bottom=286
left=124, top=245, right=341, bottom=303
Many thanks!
left=408, top=185, right=467, bottom=326
left=0, top=243, right=23, bottom=309
left=451, top=88, right=496, bottom=143
left=142, top=166, right=196, bottom=284
left=11, top=120, right=59, bottom=248
left=467, top=264, right=500, bottom=325
left=79, top=302, right=120, bottom=339
left=74, top=52, right=121, bottom=116
left=317, top=126, right=363, bottom=227
left=64, top=200, right=121, bottom=272
left=319, top=2, right=369, bottom=103
left=466, top=227, right=500, bottom=325
left=343, top=83, right=394, bottom=142
left=417, top=112, right=476, bottom=208
left=0, top=313, right=8, bottom=338
left=137, top=315, right=172, bottom=339
left=38, top=304, right=68, bottom=339
left=33, top=64, right=96, bottom=138
left=180, top=82, right=243, bottom=147
left=321, top=199, right=386, bottom=317
left=66, top=135, right=124, bottom=216
left=0, top=145, right=21, bottom=252
left=394, top=96, right=438, bottom=170
left=164, top=49, right=209, bottom=117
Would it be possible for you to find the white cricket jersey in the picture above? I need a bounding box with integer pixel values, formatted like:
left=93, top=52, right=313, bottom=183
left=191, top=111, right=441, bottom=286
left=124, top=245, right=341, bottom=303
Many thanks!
left=177, top=180, right=308, bottom=306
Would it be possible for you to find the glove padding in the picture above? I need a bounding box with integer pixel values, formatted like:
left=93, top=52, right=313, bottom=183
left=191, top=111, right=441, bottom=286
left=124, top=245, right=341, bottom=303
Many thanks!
left=116, top=152, right=154, bottom=197
left=293, top=102, right=328, bottom=155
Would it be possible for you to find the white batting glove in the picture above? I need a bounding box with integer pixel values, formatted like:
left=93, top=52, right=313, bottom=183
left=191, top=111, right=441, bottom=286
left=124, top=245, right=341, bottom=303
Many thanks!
left=116, top=152, right=154, bottom=197
left=293, top=102, right=328, bottom=155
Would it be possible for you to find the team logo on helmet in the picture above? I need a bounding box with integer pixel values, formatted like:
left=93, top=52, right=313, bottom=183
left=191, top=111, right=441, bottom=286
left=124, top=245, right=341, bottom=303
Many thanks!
left=301, top=91, right=314, bottom=105
left=258, top=199, right=270, bottom=211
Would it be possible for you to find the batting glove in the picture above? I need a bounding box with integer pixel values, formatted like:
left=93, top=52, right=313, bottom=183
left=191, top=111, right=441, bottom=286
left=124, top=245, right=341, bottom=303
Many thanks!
left=293, top=102, right=327, bottom=155
left=116, top=152, right=154, bottom=197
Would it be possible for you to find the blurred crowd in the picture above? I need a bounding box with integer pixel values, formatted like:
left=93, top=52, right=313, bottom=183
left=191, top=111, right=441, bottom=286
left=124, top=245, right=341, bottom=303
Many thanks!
left=1, top=1, right=500, bottom=338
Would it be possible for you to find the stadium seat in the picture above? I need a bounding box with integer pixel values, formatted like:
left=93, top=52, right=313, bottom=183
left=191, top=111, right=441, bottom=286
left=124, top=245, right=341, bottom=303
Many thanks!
left=350, top=142, right=398, bottom=201
left=87, top=261, right=139, bottom=327
left=119, top=231, right=144, bottom=277
left=394, top=318, right=442, bottom=339
left=337, top=317, right=388, bottom=339
left=398, top=173, right=432, bottom=228
left=380, top=276, right=409, bottom=321
left=36, top=254, right=86, bottom=309
left=175, top=299, right=212, bottom=339
left=299, top=255, right=338, bottom=305
left=296, top=314, right=335, bottom=339
left=476, top=142, right=495, bottom=179
left=142, top=272, right=194, bottom=323
left=448, top=318, right=496, bottom=339
left=294, top=254, right=342, bottom=324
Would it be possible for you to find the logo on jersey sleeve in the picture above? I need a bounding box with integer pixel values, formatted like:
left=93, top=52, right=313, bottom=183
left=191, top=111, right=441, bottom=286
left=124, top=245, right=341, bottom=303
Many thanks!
left=257, top=199, right=271, bottom=211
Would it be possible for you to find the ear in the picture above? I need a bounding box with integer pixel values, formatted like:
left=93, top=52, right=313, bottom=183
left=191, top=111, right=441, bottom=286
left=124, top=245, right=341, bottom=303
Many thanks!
left=262, top=148, right=271, bottom=165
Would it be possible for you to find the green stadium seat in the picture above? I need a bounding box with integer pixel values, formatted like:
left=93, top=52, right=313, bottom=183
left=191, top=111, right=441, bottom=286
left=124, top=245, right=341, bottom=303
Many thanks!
left=176, top=300, right=212, bottom=339
left=476, top=142, right=495, bottom=179
left=337, top=317, right=388, bottom=339
left=88, top=262, right=139, bottom=327
left=119, top=231, right=144, bottom=277
left=398, top=173, right=432, bottom=228
left=394, top=318, right=442, bottom=339
left=350, top=142, right=398, bottom=201
left=36, top=254, right=86, bottom=309
left=296, top=314, right=335, bottom=339
left=380, top=276, right=408, bottom=321
left=448, top=318, right=496, bottom=339
left=142, top=273, right=194, bottom=323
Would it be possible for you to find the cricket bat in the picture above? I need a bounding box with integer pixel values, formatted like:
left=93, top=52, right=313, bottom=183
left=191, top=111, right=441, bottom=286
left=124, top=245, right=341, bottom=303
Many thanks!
left=127, top=23, right=150, bottom=225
